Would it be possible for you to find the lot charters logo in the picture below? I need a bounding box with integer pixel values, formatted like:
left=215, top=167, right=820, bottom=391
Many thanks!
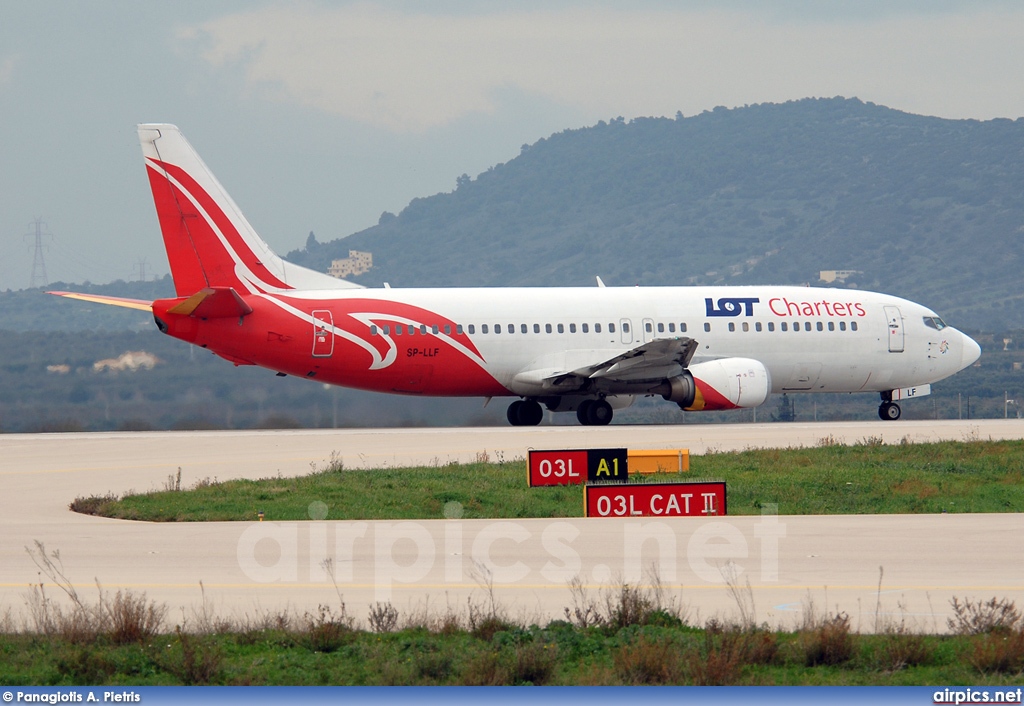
left=705, top=297, right=759, bottom=317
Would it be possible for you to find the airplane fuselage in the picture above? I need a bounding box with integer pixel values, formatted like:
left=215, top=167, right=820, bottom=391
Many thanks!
left=153, top=284, right=977, bottom=402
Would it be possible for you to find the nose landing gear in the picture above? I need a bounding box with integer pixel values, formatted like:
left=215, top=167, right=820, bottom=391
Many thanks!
left=878, top=402, right=901, bottom=420
left=878, top=392, right=901, bottom=421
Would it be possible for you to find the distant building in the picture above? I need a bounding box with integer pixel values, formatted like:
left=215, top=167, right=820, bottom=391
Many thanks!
left=819, top=269, right=862, bottom=284
left=328, top=251, right=373, bottom=279
left=93, top=351, right=161, bottom=373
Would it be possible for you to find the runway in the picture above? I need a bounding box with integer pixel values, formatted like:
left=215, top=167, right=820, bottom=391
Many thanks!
left=1, top=419, right=1022, bottom=632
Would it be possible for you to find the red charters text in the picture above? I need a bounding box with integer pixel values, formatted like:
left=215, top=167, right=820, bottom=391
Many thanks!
left=768, top=297, right=866, bottom=318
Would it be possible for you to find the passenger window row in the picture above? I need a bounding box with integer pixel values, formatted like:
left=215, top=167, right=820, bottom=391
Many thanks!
left=369, top=319, right=858, bottom=337
left=370, top=322, right=692, bottom=336
left=369, top=323, right=461, bottom=336
left=468, top=322, right=623, bottom=335
left=713, top=321, right=859, bottom=333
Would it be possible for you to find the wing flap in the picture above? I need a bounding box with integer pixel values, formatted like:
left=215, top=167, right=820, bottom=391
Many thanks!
left=570, top=337, right=698, bottom=381
left=513, top=337, right=698, bottom=394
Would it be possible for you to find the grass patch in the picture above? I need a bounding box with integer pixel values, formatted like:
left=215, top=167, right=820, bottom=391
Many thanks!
left=73, top=440, right=1024, bottom=522
left=3, top=600, right=1024, bottom=685
left=6, top=562, right=1024, bottom=686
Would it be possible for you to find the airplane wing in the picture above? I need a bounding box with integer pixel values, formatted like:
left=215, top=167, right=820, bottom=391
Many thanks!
left=514, top=337, right=698, bottom=392
left=571, top=336, right=698, bottom=380
left=48, top=291, right=153, bottom=312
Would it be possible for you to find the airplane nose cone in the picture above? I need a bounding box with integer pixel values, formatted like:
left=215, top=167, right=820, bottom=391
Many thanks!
left=960, top=333, right=981, bottom=371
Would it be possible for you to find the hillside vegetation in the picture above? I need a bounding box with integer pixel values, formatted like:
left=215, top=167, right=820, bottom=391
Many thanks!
left=289, top=97, right=1024, bottom=331
left=6, top=97, right=1023, bottom=333
left=0, top=277, right=173, bottom=332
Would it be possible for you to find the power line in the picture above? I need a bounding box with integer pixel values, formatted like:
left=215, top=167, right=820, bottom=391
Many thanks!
left=24, top=218, right=52, bottom=289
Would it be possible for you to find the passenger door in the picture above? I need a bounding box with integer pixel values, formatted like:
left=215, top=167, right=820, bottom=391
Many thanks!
left=884, top=306, right=904, bottom=353
left=312, top=310, right=334, bottom=357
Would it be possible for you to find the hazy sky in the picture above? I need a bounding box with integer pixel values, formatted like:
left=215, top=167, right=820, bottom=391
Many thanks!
left=1, top=1, right=1023, bottom=289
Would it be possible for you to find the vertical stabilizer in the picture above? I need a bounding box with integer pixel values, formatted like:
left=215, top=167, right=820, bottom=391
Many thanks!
left=138, top=124, right=362, bottom=296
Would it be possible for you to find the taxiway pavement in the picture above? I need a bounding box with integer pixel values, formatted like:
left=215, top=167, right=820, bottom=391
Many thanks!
left=1, top=420, right=1022, bottom=631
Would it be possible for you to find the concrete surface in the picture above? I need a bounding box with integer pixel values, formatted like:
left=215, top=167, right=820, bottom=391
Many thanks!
left=1, top=420, right=1021, bottom=631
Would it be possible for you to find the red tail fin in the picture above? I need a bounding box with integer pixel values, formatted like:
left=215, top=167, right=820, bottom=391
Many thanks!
left=137, top=124, right=362, bottom=296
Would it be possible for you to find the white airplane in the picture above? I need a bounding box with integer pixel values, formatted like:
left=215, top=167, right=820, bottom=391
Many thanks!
left=52, top=124, right=981, bottom=426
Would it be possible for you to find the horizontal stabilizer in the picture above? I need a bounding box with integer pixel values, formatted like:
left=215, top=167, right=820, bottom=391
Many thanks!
left=167, top=287, right=253, bottom=318
left=48, top=291, right=153, bottom=312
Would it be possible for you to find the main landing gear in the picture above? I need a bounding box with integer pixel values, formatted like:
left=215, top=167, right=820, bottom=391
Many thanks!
left=505, top=398, right=615, bottom=426
left=878, top=392, right=901, bottom=421
left=576, top=398, right=613, bottom=426
left=507, top=399, right=544, bottom=426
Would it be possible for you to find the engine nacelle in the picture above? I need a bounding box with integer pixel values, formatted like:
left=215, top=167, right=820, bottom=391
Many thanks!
left=676, top=358, right=771, bottom=411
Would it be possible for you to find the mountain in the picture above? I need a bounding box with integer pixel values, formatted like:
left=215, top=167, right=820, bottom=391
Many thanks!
left=5, top=97, right=1023, bottom=334
left=288, top=97, right=1024, bottom=331
left=5, top=98, right=1024, bottom=430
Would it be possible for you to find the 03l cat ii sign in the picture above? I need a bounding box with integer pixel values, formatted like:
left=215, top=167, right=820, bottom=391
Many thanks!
left=584, top=481, right=727, bottom=517
left=527, top=448, right=628, bottom=487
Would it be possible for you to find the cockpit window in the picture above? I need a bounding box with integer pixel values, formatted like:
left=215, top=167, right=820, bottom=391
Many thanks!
left=923, top=316, right=947, bottom=330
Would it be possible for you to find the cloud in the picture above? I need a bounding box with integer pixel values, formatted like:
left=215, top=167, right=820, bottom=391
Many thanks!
left=182, top=3, right=1024, bottom=132
left=0, top=54, right=18, bottom=84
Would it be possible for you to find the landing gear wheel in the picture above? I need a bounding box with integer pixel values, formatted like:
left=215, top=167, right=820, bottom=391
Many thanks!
left=507, top=400, right=543, bottom=426
left=588, top=399, right=613, bottom=426
left=576, top=400, right=594, bottom=425
left=878, top=402, right=901, bottom=421
left=507, top=400, right=524, bottom=426
left=517, top=400, right=543, bottom=426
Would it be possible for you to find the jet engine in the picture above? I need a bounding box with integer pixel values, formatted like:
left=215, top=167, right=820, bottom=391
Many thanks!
left=657, top=358, right=771, bottom=411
